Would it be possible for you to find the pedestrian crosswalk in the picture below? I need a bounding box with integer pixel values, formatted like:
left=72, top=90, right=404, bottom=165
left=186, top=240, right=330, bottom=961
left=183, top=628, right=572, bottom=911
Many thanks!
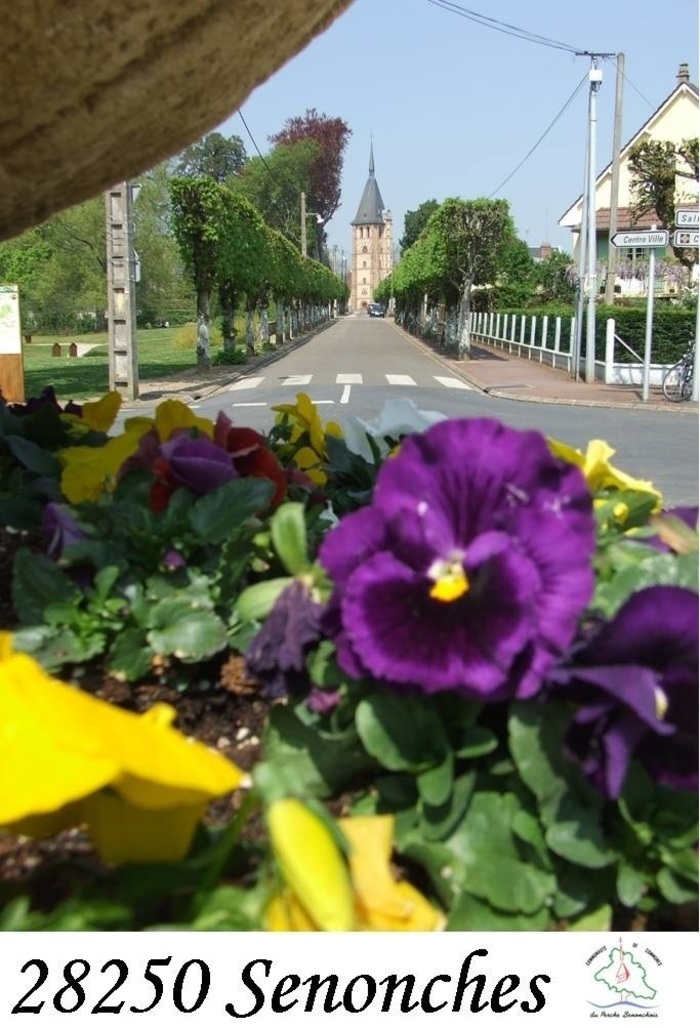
left=227, top=373, right=473, bottom=393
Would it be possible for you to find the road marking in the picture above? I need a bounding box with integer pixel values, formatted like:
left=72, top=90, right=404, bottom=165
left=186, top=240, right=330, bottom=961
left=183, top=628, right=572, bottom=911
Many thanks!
left=340, top=384, right=352, bottom=404
left=282, top=374, right=313, bottom=386
left=386, top=374, right=417, bottom=386
left=229, top=377, right=265, bottom=391
left=433, top=376, right=472, bottom=390
left=232, top=401, right=267, bottom=407
left=336, top=373, right=363, bottom=384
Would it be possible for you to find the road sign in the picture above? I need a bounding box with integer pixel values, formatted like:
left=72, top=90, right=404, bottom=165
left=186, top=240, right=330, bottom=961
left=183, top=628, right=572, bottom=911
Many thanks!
left=673, top=229, right=699, bottom=248
left=610, top=230, right=669, bottom=248
left=675, top=208, right=699, bottom=228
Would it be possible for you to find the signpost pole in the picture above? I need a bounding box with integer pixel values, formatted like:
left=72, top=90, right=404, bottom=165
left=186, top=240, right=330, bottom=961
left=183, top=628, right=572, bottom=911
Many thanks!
left=692, top=279, right=699, bottom=403
left=642, top=228, right=657, bottom=403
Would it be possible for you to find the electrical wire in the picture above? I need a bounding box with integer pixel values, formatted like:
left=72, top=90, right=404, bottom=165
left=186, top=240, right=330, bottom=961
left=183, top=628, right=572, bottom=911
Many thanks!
left=426, top=0, right=587, bottom=54
left=602, top=55, right=655, bottom=109
left=238, top=109, right=281, bottom=182
left=488, top=73, right=589, bottom=198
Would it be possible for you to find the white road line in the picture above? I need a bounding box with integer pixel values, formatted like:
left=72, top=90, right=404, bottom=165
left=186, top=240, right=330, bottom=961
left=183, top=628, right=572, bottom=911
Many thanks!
left=229, top=377, right=265, bottom=391
left=336, top=373, right=363, bottom=384
left=433, top=376, right=472, bottom=390
left=312, top=399, right=336, bottom=405
left=232, top=401, right=267, bottom=407
left=340, top=384, right=352, bottom=404
left=282, top=374, right=313, bottom=386
left=385, top=374, right=417, bottom=386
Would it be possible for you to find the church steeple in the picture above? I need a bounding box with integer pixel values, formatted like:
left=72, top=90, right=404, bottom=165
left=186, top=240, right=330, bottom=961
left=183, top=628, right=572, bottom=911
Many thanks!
left=352, top=140, right=385, bottom=225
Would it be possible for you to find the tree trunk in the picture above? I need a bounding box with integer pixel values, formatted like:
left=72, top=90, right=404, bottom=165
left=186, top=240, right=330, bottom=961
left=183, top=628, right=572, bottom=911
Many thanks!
left=260, top=305, right=270, bottom=347
left=245, top=306, right=255, bottom=356
left=457, top=277, right=473, bottom=358
left=196, top=287, right=211, bottom=370
left=219, top=284, right=237, bottom=352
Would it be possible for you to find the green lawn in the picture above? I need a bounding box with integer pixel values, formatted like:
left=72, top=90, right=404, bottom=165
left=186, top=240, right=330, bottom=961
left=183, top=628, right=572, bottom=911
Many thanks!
left=21, top=328, right=207, bottom=401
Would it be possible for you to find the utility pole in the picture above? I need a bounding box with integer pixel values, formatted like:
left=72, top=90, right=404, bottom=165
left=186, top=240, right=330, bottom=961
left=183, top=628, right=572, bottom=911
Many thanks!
left=573, top=116, right=590, bottom=381
left=604, top=53, right=625, bottom=305
left=300, top=191, right=307, bottom=257
left=105, top=182, right=139, bottom=399
left=585, top=59, right=603, bottom=384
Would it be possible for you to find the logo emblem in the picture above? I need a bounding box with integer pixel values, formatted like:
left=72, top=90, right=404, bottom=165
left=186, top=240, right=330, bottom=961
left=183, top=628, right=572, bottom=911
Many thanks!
left=586, top=937, right=660, bottom=1015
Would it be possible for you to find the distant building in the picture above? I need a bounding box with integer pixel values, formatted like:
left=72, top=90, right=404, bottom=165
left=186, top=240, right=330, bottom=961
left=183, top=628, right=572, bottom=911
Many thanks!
left=350, top=143, right=393, bottom=311
left=528, top=243, right=560, bottom=262
left=558, top=62, right=699, bottom=296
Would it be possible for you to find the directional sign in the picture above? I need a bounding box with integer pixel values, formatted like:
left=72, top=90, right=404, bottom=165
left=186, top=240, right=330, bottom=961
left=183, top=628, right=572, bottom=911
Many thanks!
left=610, top=230, right=669, bottom=248
left=673, top=229, right=699, bottom=248
left=675, top=208, right=699, bottom=228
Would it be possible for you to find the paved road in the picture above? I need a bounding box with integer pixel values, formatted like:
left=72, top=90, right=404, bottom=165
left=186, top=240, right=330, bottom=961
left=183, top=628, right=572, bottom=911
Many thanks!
left=187, top=315, right=697, bottom=507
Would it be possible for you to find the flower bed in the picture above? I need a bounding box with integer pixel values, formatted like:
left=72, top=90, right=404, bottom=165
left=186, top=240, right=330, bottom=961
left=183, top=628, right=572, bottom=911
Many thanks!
left=0, top=387, right=697, bottom=931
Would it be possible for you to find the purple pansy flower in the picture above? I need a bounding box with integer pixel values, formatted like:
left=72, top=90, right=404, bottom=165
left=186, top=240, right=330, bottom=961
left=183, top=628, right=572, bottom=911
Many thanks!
left=42, top=502, right=85, bottom=559
left=245, top=580, right=323, bottom=698
left=550, top=585, right=698, bottom=798
left=319, top=418, right=595, bottom=701
left=159, top=433, right=237, bottom=495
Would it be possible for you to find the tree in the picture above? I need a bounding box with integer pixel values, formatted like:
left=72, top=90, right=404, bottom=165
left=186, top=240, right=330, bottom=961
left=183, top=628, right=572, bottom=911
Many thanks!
left=230, top=140, right=320, bottom=251
left=491, top=234, right=536, bottom=308
left=534, top=250, right=576, bottom=305
left=174, top=132, right=247, bottom=183
left=628, top=137, right=699, bottom=269
left=269, top=109, right=351, bottom=227
left=427, top=198, right=513, bottom=354
left=169, top=177, right=229, bottom=368
left=400, top=199, right=439, bottom=254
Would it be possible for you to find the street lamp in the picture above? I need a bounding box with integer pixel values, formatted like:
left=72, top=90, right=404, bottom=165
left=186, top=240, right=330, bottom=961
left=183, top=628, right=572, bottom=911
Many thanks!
left=300, top=190, right=322, bottom=257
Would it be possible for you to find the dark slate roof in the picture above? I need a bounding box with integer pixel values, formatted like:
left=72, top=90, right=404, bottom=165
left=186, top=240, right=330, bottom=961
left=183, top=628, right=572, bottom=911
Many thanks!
left=351, top=143, right=386, bottom=225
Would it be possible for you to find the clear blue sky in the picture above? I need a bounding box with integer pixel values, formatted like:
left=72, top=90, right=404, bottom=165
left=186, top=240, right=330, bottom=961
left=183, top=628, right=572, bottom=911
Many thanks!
left=216, top=0, right=698, bottom=258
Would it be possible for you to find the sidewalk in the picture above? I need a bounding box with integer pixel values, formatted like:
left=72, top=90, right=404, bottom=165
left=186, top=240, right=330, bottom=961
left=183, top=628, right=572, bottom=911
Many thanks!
left=406, top=330, right=698, bottom=415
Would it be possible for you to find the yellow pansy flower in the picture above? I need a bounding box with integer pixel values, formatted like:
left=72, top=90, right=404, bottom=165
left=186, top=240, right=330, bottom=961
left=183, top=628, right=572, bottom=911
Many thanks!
left=0, top=637, right=243, bottom=864
left=61, top=391, right=123, bottom=435
left=264, top=805, right=444, bottom=932
left=272, top=393, right=343, bottom=485
left=59, top=431, right=143, bottom=503
left=549, top=437, right=662, bottom=509
left=152, top=399, right=215, bottom=442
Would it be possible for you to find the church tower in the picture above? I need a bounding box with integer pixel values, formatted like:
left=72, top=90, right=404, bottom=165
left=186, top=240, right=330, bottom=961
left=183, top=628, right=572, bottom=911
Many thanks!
left=350, top=143, right=393, bottom=311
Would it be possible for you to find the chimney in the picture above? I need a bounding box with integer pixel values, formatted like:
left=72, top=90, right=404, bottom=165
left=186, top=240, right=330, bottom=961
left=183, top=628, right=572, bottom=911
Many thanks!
left=539, top=243, right=553, bottom=260
left=677, top=62, right=690, bottom=85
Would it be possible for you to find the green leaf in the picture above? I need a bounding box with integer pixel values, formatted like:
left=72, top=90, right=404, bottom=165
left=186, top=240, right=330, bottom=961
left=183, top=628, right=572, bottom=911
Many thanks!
left=270, top=502, right=309, bottom=574
left=109, top=629, right=153, bottom=682
left=454, top=726, right=498, bottom=759
left=356, top=693, right=449, bottom=773
left=260, top=705, right=377, bottom=799
left=617, top=862, right=647, bottom=907
left=448, top=893, right=551, bottom=931
left=656, top=867, right=698, bottom=905
left=11, top=548, right=79, bottom=624
left=421, top=771, right=476, bottom=842
left=508, top=700, right=572, bottom=806
left=93, top=565, right=120, bottom=602
left=417, top=750, right=454, bottom=807
left=545, top=796, right=616, bottom=868
left=235, top=577, right=292, bottom=620
left=147, top=610, right=227, bottom=661
left=566, top=904, right=613, bottom=931
left=5, top=434, right=62, bottom=477
left=188, top=478, right=274, bottom=544
left=0, top=493, right=43, bottom=529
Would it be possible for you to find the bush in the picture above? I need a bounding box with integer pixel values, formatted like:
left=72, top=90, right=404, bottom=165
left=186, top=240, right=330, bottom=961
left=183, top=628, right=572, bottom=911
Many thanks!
left=497, top=306, right=694, bottom=364
left=172, top=322, right=223, bottom=351
left=212, top=347, right=247, bottom=366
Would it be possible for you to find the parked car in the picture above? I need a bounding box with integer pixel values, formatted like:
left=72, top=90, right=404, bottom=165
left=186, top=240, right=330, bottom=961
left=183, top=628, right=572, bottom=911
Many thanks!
left=367, top=302, right=386, bottom=318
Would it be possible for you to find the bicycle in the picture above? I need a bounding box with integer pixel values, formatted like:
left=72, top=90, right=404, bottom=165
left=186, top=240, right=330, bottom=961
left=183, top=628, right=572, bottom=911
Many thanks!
left=662, top=342, right=695, bottom=402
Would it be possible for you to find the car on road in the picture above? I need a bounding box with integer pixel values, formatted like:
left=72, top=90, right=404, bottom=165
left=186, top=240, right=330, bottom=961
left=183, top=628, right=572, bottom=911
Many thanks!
left=367, top=302, right=386, bottom=318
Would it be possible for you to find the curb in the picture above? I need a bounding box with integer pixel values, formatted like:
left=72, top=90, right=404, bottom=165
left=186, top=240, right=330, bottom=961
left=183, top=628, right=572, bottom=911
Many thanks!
left=119, top=319, right=335, bottom=410
left=394, top=323, right=698, bottom=416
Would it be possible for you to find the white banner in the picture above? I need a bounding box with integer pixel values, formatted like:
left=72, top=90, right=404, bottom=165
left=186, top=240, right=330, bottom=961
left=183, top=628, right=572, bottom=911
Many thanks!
left=0, top=931, right=696, bottom=1025
left=0, top=283, right=21, bottom=355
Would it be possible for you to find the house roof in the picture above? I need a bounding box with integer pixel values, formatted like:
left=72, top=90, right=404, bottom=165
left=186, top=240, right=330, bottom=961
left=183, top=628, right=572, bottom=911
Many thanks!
left=352, top=142, right=386, bottom=225
left=558, top=68, right=699, bottom=227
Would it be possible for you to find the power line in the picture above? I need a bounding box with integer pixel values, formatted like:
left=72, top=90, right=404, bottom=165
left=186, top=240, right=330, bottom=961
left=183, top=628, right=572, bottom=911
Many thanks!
left=602, top=54, right=654, bottom=109
left=238, top=109, right=280, bottom=182
left=426, top=0, right=586, bottom=54
left=488, top=73, right=589, bottom=198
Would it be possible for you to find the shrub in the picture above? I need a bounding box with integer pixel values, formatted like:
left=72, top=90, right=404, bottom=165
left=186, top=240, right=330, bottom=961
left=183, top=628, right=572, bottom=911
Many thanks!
left=212, top=347, right=247, bottom=366
left=172, top=322, right=223, bottom=351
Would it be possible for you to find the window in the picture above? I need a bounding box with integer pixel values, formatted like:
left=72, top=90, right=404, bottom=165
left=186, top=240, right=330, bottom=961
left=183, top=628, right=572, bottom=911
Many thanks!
left=362, top=245, right=368, bottom=254
left=362, top=260, right=367, bottom=268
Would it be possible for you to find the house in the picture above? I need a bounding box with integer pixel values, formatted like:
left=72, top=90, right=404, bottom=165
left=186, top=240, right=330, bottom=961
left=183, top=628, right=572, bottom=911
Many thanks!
left=558, top=62, right=699, bottom=297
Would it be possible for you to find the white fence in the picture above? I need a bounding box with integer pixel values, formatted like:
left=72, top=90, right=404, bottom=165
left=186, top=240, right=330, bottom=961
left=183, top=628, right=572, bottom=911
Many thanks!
left=469, top=311, right=673, bottom=387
